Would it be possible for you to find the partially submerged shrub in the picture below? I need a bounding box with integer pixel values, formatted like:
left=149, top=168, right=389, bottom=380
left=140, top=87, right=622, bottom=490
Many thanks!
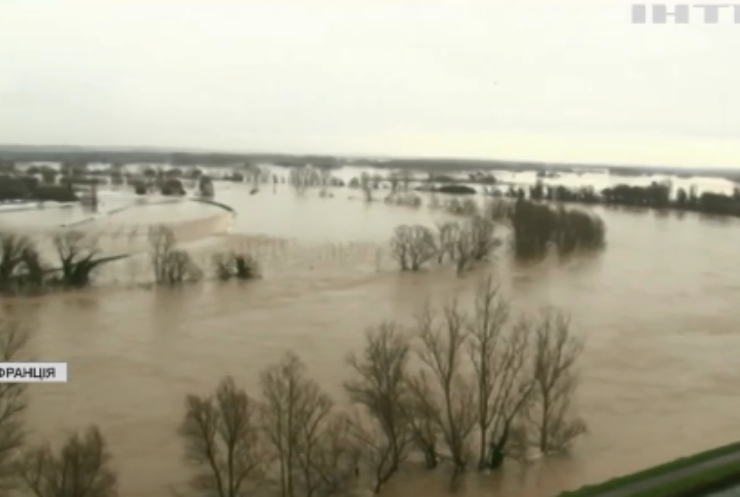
left=212, top=251, right=261, bottom=281
left=52, top=231, right=124, bottom=289
left=444, top=198, right=479, bottom=217
left=384, top=193, right=422, bottom=208
left=148, top=225, right=202, bottom=286
left=17, top=425, right=118, bottom=497
left=484, top=198, right=513, bottom=222
left=433, top=217, right=502, bottom=275
left=509, top=199, right=606, bottom=259
left=390, top=225, right=437, bottom=271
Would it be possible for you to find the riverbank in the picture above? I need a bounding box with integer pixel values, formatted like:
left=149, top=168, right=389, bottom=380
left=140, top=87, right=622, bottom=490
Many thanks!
left=559, top=442, right=740, bottom=497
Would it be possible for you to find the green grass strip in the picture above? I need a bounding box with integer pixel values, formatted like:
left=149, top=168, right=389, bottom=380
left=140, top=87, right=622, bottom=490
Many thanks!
left=558, top=441, right=740, bottom=497
left=631, top=458, right=740, bottom=497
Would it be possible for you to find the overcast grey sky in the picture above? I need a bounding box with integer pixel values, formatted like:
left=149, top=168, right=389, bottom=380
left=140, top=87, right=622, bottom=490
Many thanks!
left=1, top=0, right=739, bottom=166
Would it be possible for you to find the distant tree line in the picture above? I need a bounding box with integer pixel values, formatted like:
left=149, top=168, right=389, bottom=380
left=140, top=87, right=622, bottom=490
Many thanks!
left=0, top=175, right=78, bottom=203
left=524, top=180, right=740, bottom=217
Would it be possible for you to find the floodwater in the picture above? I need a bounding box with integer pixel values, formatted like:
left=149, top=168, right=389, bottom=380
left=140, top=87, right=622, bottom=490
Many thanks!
left=3, top=168, right=740, bottom=497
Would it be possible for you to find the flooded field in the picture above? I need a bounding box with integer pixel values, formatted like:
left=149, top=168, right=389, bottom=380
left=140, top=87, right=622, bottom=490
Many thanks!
left=3, top=167, right=740, bottom=497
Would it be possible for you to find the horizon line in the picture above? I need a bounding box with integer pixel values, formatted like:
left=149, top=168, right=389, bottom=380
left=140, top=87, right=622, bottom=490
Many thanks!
left=0, top=142, right=738, bottom=172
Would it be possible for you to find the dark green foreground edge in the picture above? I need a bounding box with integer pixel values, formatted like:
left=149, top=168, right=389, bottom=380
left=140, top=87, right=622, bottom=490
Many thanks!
left=557, top=441, right=740, bottom=497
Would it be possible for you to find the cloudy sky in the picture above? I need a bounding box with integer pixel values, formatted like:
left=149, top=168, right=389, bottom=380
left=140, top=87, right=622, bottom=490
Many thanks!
left=0, top=0, right=738, bottom=166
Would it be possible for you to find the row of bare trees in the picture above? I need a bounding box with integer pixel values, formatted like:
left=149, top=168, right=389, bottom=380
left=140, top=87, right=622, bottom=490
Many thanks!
left=177, top=276, right=586, bottom=496
left=424, top=197, right=607, bottom=261
left=0, top=225, right=263, bottom=296
left=148, top=226, right=261, bottom=286
left=0, top=276, right=586, bottom=496
left=288, top=167, right=343, bottom=196
left=390, top=216, right=501, bottom=275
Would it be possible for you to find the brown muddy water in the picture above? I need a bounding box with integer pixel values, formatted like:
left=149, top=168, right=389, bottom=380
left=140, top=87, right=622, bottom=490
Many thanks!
left=3, top=179, right=740, bottom=497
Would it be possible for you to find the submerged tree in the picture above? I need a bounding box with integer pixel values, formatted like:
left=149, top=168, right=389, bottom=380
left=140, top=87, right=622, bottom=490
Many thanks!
left=390, top=225, right=437, bottom=272
left=412, top=300, right=477, bottom=475
left=435, top=222, right=460, bottom=265
left=212, top=251, right=261, bottom=281
left=17, top=425, right=118, bottom=497
left=0, top=318, right=29, bottom=494
left=344, top=323, right=412, bottom=493
left=508, top=199, right=606, bottom=260
left=179, top=377, right=266, bottom=497
left=148, top=225, right=202, bottom=286
left=525, top=308, right=587, bottom=454
left=466, top=277, right=534, bottom=469
left=464, top=216, right=500, bottom=262
left=261, top=353, right=356, bottom=497
left=0, top=232, right=47, bottom=294
left=359, top=173, right=373, bottom=202
left=52, top=231, right=123, bottom=289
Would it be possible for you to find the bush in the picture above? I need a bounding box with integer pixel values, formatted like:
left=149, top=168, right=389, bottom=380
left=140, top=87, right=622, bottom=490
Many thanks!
left=0, top=176, right=77, bottom=202
left=212, top=251, right=261, bottom=281
left=390, top=225, right=437, bottom=271
left=148, top=226, right=202, bottom=286
left=160, top=178, right=185, bottom=196
left=509, top=199, right=605, bottom=259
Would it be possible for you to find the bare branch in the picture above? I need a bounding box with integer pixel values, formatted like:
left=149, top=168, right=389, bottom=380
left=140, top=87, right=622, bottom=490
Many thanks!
left=414, top=300, right=477, bottom=474
left=17, top=425, right=118, bottom=497
left=344, top=323, right=412, bottom=493
left=528, top=308, right=587, bottom=454
left=390, top=225, right=437, bottom=272
left=261, top=352, right=352, bottom=497
left=148, top=226, right=202, bottom=286
left=0, top=317, right=29, bottom=493
left=179, top=376, right=266, bottom=497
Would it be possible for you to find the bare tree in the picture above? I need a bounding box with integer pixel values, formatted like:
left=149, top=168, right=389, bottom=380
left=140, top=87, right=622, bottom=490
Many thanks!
left=414, top=301, right=477, bottom=474
left=17, top=425, right=118, bottom=497
left=487, top=317, right=536, bottom=468
left=403, top=373, right=440, bottom=469
left=387, top=172, right=400, bottom=193
left=484, top=198, right=513, bottom=222
left=0, top=317, right=29, bottom=494
left=464, top=216, right=501, bottom=262
left=261, top=353, right=352, bottom=497
left=371, top=174, right=382, bottom=190
left=390, top=225, right=437, bottom=272
left=344, top=323, right=412, bottom=493
left=52, top=231, right=122, bottom=289
left=0, top=233, right=33, bottom=283
left=527, top=308, right=587, bottom=454
left=318, top=169, right=333, bottom=198
left=304, top=414, right=359, bottom=497
left=359, top=173, right=374, bottom=202
left=466, top=277, right=535, bottom=470
left=467, top=276, right=509, bottom=469
left=400, top=170, right=412, bottom=192
left=148, top=226, right=202, bottom=286
left=179, top=376, right=266, bottom=497
left=435, top=222, right=460, bottom=265
left=0, top=233, right=46, bottom=293
left=453, top=230, right=473, bottom=276
left=289, top=167, right=312, bottom=195
left=212, top=251, right=261, bottom=281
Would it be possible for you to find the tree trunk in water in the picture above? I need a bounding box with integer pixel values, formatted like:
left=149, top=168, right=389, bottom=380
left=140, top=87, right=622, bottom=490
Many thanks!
left=485, top=430, right=509, bottom=470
